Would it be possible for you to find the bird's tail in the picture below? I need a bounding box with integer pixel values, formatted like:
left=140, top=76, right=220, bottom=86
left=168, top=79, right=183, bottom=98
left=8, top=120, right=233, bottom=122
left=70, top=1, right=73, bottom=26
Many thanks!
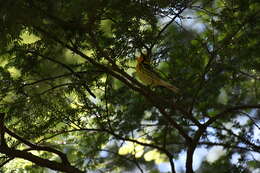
left=159, top=80, right=179, bottom=93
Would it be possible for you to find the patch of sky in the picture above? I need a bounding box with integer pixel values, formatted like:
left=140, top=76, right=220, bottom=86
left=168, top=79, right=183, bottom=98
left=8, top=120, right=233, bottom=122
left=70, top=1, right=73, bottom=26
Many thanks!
left=159, top=7, right=206, bottom=34
left=99, top=150, right=109, bottom=158
left=173, top=147, right=208, bottom=172
left=157, top=162, right=171, bottom=172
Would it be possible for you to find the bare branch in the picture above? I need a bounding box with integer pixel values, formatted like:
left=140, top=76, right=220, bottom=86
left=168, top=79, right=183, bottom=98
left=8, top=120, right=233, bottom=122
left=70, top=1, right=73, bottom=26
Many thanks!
left=198, top=142, right=259, bottom=153
left=205, top=105, right=260, bottom=127
left=236, top=111, right=260, bottom=130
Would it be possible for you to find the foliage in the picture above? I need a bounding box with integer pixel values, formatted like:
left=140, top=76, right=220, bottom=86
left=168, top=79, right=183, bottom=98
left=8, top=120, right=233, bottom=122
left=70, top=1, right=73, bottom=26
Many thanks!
left=0, top=0, right=259, bottom=173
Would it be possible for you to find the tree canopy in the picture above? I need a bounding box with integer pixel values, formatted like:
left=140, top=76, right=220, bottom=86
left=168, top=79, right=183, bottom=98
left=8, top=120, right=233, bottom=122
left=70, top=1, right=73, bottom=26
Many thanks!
left=0, top=0, right=259, bottom=173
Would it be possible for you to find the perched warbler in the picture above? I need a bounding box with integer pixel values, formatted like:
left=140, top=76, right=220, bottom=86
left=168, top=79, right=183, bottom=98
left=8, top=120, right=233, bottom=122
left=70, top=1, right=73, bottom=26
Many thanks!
left=136, top=55, right=179, bottom=93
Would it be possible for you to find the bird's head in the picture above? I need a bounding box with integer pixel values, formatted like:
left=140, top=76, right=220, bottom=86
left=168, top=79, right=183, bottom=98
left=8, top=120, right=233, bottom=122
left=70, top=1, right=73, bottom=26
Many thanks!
left=136, top=55, right=144, bottom=63
left=136, top=54, right=150, bottom=64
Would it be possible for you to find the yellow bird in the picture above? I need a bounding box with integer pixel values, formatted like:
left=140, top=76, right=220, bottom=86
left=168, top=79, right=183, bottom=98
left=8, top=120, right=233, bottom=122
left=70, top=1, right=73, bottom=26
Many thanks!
left=136, top=55, right=179, bottom=93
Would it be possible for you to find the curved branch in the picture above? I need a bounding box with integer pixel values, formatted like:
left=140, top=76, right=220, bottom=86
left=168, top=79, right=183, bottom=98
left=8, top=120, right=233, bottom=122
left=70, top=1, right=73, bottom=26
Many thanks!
left=205, top=105, right=260, bottom=127
left=0, top=113, right=83, bottom=173
left=4, top=127, right=70, bottom=165
left=0, top=146, right=83, bottom=173
left=221, top=126, right=260, bottom=152
left=198, top=142, right=259, bottom=153
left=151, top=7, right=187, bottom=50
left=184, top=105, right=260, bottom=173
left=158, top=108, right=192, bottom=142
left=236, top=111, right=260, bottom=130
left=0, top=157, right=14, bottom=168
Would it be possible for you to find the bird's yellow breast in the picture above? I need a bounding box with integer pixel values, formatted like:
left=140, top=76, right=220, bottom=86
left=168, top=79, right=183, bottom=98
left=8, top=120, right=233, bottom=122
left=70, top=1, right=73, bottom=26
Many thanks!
left=136, top=63, right=156, bottom=86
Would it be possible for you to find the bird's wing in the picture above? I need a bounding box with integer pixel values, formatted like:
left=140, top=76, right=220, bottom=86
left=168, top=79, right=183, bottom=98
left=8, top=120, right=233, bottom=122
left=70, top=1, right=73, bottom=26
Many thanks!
left=141, top=63, right=162, bottom=79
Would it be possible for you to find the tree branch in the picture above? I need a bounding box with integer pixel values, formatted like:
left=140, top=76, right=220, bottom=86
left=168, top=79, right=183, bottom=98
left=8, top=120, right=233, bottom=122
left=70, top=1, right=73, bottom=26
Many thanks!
left=221, top=126, right=260, bottom=152
left=4, top=127, right=70, bottom=165
left=0, top=113, right=83, bottom=173
left=198, top=142, right=259, bottom=152
left=236, top=111, right=260, bottom=130
left=0, top=157, right=14, bottom=168
left=158, top=108, right=192, bottom=143
left=0, top=113, right=6, bottom=147
left=0, top=146, right=83, bottom=173
left=205, top=105, right=260, bottom=127
left=153, top=7, right=186, bottom=49
left=100, top=149, right=144, bottom=173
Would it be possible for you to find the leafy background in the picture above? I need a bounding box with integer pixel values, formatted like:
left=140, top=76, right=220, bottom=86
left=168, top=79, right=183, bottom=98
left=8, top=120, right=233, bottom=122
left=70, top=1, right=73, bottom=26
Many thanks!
left=0, top=0, right=259, bottom=173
